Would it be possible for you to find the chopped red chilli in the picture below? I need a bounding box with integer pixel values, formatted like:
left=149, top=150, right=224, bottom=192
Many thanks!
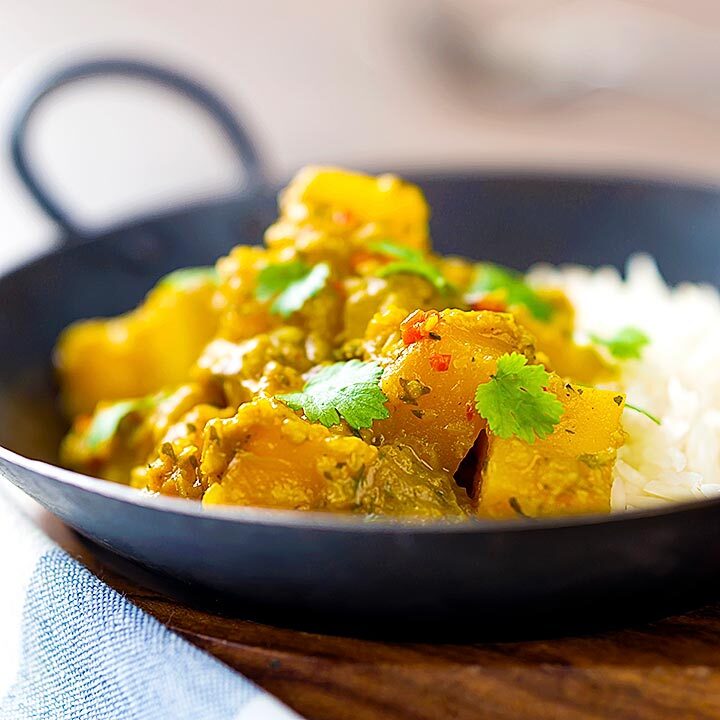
left=332, top=210, right=355, bottom=225
left=472, top=297, right=507, bottom=313
left=429, top=353, right=452, bottom=372
left=400, top=309, right=440, bottom=345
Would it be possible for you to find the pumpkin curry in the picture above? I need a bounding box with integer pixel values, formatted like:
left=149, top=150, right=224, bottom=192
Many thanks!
left=56, top=167, right=627, bottom=520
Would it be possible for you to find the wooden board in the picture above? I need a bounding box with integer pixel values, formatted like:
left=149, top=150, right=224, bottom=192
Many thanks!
left=35, top=506, right=720, bottom=720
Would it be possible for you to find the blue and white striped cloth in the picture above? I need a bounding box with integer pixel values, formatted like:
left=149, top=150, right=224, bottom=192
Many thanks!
left=0, top=485, right=301, bottom=720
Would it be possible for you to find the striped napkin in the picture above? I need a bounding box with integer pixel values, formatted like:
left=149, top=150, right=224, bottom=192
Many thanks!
left=0, top=484, right=301, bottom=720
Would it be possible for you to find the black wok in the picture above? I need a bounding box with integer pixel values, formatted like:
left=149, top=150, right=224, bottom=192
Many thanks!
left=3, top=58, right=720, bottom=637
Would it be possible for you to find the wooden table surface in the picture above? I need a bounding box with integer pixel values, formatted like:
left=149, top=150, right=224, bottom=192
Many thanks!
left=32, top=505, right=720, bottom=720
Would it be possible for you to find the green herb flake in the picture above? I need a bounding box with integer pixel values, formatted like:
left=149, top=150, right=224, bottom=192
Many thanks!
left=158, top=266, right=219, bottom=290
left=84, top=397, right=154, bottom=450
left=368, top=239, right=420, bottom=262
left=590, top=326, right=650, bottom=360
left=509, top=497, right=530, bottom=518
left=474, top=352, right=563, bottom=443
left=277, top=360, right=390, bottom=430
left=625, top=402, right=661, bottom=425
left=397, top=377, right=431, bottom=406
left=160, top=442, right=176, bottom=461
left=369, top=240, right=451, bottom=294
left=466, top=263, right=554, bottom=322
left=255, top=260, right=330, bottom=318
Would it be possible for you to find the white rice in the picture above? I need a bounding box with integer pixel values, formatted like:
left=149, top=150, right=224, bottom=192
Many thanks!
left=528, top=255, right=720, bottom=511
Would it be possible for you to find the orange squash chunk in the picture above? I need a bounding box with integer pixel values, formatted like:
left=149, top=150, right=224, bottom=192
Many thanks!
left=478, top=378, right=626, bottom=519
left=201, top=398, right=377, bottom=510
left=56, top=273, right=219, bottom=416
left=512, top=290, right=612, bottom=384
left=374, top=308, right=536, bottom=474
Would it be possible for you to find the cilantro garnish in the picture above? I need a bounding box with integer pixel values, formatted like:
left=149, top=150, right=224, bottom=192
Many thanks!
left=369, top=240, right=451, bottom=293
left=158, top=266, right=219, bottom=290
left=84, top=397, right=154, bottom=450
left=474, top=353, right=563, bottom=443
left=368, top=239, right=419, bottom=262
left=277, top=360, right=390, bottom=430
left=625, top=402, right=661, bottom=425
left=590, top=327, right=649, bottom=360
left=255, top=261, right=330, bottom=318
left=466, top=263, right=553, bottom=322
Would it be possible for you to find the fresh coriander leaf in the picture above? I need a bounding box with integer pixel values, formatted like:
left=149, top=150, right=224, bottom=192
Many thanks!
left=255, top=261, right=309, bottom=300
left=270, top=263, right=330, bottom=317
left=474, top=352, right=563, bottom=443
left=466, top=263, right=553, bottom=322
left=369, top=240, right=451, bottom=293
left=368, top=239, right=422, bottom=262
left=377, top=261, right=451, bottom=291
left=625, top=402, right=661, bottom=425
left=277, top=360, right=390, bottom=430
left=255, top=261, right=330, bottom=318
left=158, top=266, right=219, bottom=290
left=85, top=397, right=154, bottom=450
left=590, top=327, right=649, bottom=360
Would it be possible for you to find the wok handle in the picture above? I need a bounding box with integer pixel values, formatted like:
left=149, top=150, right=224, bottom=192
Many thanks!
left=10, top=57, right=266, bottom=240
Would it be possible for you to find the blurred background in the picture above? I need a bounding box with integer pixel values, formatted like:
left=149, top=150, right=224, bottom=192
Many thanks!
left=2, top=0, right=720, bottom=268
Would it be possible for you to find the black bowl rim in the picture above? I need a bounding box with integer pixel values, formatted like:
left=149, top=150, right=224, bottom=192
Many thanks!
left=5, top=167, right=720, bottom=535
left=18, top=164, right=720, bottom=250
left=4, top=442, right=720, bottom=534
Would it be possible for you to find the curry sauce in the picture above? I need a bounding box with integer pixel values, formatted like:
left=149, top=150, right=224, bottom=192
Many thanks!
left=56, top=167, right=625, bottom=519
